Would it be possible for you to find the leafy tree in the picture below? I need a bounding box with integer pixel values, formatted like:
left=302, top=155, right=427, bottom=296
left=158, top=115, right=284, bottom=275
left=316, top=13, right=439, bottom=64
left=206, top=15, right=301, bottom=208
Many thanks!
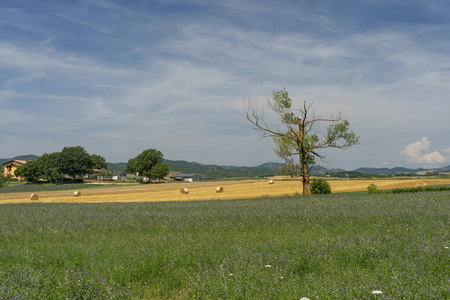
left=125, top=149, right=165, bottom=179
left=244, top=89, right=359, bottom=195
left=37, top=152, right=61, bottom=182
left=58, top=146, right=94, bottom=181
left=125, top=157, right=138, bottom=175
left=90, top=154, right=108, bottom=170
left=14, top=160, right=41, bottom=182
left=150, top=163, right=170, bottom=182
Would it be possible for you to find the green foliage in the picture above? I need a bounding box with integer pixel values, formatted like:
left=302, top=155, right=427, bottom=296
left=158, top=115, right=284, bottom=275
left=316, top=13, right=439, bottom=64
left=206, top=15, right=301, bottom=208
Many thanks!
left=389, top=185, right=450, bottom=194
left=0, top=177, right=6, bottom=188
left=90, top=154, right=108, bottom=170
left=150, top=162, right=169, bottom=181
left=36, top=152, right=61, bottom=182
left=13, top=160, right=41, bottom=182
left=367, top=183, right=381, bottom=194
left=326, top=119, right=359, bottom=147
left=58, top=146, right=94, bottom=181
left=311, top=178, right=331, bottom=194
left=125, top=149, right=165, bottom=178
left=272, top=88, right=292, bottom=110
left=1, top=192, right=450, bottom=298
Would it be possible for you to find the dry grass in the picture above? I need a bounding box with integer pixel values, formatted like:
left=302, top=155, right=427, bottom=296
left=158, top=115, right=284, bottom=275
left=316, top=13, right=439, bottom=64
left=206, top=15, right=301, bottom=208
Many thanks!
left=1, top=179, right=450, bottom=204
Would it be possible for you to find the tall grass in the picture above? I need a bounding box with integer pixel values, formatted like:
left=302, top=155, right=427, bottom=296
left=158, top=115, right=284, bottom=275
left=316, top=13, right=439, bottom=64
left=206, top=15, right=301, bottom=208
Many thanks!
left=1, top=191, right=449, bottom=299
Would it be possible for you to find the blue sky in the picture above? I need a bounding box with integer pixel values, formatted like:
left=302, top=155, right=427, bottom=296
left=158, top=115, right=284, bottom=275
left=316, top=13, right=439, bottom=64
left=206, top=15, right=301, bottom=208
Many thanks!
left=1, top=0, right=449, bottom=170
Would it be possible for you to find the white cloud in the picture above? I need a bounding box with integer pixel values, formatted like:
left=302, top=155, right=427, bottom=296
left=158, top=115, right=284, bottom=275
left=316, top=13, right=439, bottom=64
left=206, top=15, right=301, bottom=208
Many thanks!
left=401, top=137, right=448, bottom=165
left=1, top=1, right=450, bottom=169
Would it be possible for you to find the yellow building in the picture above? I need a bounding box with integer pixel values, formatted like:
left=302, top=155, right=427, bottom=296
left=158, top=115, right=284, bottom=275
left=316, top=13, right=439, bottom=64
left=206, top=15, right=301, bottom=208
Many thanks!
left=3, top=159, right=27, bottom=180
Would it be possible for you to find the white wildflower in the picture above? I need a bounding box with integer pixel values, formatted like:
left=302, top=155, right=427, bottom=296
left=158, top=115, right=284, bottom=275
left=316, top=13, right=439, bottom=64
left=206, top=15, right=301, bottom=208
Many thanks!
left=372, top=290, right=383, bottom=294
left=300, top=297, right=310, bottom=300
left=265, top=265, right=272, bottom=268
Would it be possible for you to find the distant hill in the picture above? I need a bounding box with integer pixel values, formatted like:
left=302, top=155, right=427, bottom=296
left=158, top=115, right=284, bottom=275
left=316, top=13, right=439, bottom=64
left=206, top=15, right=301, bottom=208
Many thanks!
left=163, top=160, right=284, bottom=179
left=106, top=160, right=347, bottom=179
left=105, top=160, right=284, bottom=179
left=310, top=165, right=346, bottom=176
left=354, top=167, right=428, bottom=175
left=104, top=162, right=127, bottom=173
left=440, top=165, right=450, bottom=172
left=0, top=154, right=38, bottom=166
left=3, top=154, right=449, bottom=179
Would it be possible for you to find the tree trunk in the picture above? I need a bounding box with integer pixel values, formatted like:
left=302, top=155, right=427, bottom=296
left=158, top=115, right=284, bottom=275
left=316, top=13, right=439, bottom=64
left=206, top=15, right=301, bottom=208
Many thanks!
left=301, top=163, right=312, bottom=195
left=298, top=122, right=311, bottom=195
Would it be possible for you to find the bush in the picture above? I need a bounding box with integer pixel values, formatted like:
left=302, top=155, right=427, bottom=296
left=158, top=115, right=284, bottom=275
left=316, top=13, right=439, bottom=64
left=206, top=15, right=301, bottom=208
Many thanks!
left=367, top=183, right=381, bottom=194
left=311, top=178, right=331, bottom=194
left=0, top=177, right=6, bottom=188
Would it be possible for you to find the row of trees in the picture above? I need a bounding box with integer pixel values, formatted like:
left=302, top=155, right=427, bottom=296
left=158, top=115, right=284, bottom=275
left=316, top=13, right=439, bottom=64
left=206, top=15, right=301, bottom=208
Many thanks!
left=14, top=146, right=108, bottom=182
left=12, top=147, right=170, bottom=183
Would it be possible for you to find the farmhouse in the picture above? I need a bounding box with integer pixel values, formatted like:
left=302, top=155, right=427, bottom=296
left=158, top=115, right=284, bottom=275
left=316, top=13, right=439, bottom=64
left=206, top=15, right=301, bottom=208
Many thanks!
left=3, top=159, right=27, bottom=180
left=170, top=174, right=202, bottom=182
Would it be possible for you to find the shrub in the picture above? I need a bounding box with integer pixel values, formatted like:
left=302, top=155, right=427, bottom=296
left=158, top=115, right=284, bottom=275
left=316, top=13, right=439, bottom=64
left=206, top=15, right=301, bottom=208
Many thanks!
left=0, top=177, right=6, bottom=188
left=367, top=183, right=381, bottom=194
left=311, top=178, right=331, bottom=194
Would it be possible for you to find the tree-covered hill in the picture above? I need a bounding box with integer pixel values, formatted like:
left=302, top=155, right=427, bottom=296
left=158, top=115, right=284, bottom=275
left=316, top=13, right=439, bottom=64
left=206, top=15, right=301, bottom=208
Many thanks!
left=0, top=155, right=38, bottom=166
left=163, top=160, right=284, bottom=179
left=3, top=154, right=450, bottom=180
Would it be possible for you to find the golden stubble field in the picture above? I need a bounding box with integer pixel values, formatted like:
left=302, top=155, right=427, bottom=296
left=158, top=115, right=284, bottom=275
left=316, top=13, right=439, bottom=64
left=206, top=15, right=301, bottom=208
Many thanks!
left=2, top=178, right=450, bottom=204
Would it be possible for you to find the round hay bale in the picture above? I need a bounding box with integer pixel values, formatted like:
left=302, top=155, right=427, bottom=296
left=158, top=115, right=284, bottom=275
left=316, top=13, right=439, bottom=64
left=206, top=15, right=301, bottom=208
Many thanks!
left=268, top=180, right=275, bottom=184
left=180, top=188, right=189, bottom=194
left=73, top=191, right=81, bottom=196
left=216, top=186, right=224, bottom=193
left=30, top=193, right=39, bottom=201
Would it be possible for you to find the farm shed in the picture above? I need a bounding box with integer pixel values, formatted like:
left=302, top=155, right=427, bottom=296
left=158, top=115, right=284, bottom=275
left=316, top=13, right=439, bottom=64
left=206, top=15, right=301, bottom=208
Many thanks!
left=3, top=159, right=27, bottom=180
left=170, top=174, right=202, bottom=182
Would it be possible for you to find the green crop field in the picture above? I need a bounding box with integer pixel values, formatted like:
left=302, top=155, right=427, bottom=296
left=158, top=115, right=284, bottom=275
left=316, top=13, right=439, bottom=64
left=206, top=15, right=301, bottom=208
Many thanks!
left=0, top=183, right=121, bottom=194
left=1, top=191, right=449, bottom=299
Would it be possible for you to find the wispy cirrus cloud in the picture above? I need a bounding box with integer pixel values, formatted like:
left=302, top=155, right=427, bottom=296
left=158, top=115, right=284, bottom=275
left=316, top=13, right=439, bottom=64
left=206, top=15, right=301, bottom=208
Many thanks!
left=1, top=0, right=450, bottom=168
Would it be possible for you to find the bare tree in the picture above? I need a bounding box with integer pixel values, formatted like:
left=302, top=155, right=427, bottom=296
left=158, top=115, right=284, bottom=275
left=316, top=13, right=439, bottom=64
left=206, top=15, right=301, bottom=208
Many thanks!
left=244, top=89, right=359, bottom=195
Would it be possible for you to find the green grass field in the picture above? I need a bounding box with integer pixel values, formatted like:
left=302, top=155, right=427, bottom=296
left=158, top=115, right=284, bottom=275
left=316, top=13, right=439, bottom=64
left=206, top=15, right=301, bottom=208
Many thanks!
left=1, top=191, right=449, bottom=299
left=0, top=183, right=120, bottom=194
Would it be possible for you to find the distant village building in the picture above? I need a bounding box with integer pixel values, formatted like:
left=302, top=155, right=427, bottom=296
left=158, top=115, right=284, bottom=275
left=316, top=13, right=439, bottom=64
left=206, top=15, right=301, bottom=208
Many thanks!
left=112, top=173, right=126, bottom=180
left=170, top=174, right=202, bottom=182
left=3, top=159, right=27, bottom=180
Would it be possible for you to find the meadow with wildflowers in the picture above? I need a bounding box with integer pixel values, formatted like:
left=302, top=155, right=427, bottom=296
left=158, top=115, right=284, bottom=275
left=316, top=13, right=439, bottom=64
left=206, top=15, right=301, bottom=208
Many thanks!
left=0, top=190, right=449, bottom=299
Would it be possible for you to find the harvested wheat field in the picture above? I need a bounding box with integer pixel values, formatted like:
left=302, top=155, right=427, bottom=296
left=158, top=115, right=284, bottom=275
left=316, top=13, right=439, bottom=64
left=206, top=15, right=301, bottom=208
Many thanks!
left=2, top=178, right=450, bottom=204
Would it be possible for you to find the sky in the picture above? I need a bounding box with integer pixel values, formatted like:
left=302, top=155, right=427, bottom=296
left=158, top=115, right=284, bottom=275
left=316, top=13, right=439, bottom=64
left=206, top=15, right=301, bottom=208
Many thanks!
left=1, top=0, right=449, bottom=170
